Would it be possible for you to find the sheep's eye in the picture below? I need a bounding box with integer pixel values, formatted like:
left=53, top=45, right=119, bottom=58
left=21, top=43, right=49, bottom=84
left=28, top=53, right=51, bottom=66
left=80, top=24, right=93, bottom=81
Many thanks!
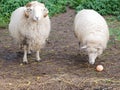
left=43, top=8, right=46, bottom=11
left=27, top=8, right=32, bottom=12
left=41, top=9, right=43, bottom=11
left=28, top=8, right=32, bottom=12
left=29, top=8, right=32, bottom=11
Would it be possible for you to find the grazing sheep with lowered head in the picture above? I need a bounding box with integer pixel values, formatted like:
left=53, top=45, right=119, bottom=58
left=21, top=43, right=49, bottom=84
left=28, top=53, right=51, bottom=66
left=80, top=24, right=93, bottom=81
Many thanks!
left=9, top=1, right=51, bottom=63
left=74, top=9, right=109, bottom=64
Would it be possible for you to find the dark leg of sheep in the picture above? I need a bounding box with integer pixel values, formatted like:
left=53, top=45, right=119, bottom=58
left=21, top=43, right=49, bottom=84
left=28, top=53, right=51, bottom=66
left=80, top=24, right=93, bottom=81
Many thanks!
left=78, top=42, right=80, bottom=49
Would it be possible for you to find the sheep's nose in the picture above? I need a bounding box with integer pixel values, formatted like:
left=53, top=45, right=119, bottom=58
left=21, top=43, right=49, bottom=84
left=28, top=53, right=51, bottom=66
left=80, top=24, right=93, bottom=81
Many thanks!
left=35, top=16, right=39, bottom=21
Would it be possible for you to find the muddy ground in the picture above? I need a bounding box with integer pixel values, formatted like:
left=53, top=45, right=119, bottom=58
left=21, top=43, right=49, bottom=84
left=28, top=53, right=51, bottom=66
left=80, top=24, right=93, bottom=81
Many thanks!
left=0, top=9, right=120, bottom=90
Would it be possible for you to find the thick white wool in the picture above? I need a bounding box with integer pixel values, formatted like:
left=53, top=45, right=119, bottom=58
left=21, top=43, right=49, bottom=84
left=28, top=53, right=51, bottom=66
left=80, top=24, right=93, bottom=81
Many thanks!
left=74, top=9, right=109, bottom=64
left=9, top=7, right=50, bottom=51
left=74, top=9, right=109, bottom=48
left=9, top=1, right=51, bottom=63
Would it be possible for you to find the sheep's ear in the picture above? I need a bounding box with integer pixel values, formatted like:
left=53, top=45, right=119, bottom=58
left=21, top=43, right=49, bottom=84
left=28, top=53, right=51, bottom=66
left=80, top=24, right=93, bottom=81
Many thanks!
left=25, top=2, right=32, bottom=18
left=44, top=8, right=49, bottom=17
left=97, top=46, right=103, bottom=55
left=24, top=9, right=29, bottom=18
left=26, top=2, right=32, bottom=7
left=97, top=43, right=104, bottom=49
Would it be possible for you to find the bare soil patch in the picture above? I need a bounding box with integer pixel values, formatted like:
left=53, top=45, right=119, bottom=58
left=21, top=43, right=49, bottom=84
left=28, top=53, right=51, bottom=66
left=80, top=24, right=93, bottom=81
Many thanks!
left=0, top=9, right=120, bottom=90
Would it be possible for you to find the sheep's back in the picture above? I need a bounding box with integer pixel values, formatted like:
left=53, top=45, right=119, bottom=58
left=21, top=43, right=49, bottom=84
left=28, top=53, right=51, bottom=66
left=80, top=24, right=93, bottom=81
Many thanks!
left=74, top=9, right=109, bottom=42
left=9, top=7, right=26, bottom=44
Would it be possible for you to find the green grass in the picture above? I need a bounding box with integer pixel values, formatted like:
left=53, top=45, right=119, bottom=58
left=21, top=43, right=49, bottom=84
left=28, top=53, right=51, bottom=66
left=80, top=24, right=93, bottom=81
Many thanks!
left=106, top=16, right=120, bottom=41
left=0, top=0, right=68, bottom=28
left=0, top=0, right=120, bottom=40
left=0, top=0, right=120, bottom=27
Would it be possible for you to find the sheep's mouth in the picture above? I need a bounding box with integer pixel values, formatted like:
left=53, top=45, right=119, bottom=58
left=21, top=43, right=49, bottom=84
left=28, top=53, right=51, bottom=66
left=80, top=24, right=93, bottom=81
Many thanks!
left=32, top=19, right=39, bottom=22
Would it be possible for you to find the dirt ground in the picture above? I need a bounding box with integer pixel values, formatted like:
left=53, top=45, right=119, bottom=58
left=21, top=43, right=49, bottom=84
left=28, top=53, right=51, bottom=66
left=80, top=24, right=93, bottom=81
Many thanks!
left=0, top=9, right=120, bottom=90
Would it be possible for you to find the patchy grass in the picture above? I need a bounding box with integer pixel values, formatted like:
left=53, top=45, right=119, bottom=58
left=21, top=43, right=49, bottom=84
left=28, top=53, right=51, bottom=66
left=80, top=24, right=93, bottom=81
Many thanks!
left=106, top=16, right=120, bottom=41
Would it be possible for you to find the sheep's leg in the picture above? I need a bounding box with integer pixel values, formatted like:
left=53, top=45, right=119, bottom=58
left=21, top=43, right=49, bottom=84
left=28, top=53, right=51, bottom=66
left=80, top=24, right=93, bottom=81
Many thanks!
left=28, top=50, right=31, bottom=54
left=78, top=42, right=82, bottom=55
left=27, top=45, right=31, bottom=54
left=78, top=42, right=81, bottom=49
left=23, top=45, right=28, bottom=63
left=36, top=51, right=41, bottom=62
left=78, top=42, right=85, bottom=55
left=27, top=42, right=32, bottom=54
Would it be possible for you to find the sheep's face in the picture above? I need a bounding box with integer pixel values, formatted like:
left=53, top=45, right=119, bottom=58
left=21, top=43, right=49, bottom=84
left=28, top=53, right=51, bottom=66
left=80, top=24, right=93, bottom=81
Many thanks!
left=87, top=47, right=98, bottom=64
left=25, top=2, right=48, bottom=21
left=81, top=44, right=103, bottom=64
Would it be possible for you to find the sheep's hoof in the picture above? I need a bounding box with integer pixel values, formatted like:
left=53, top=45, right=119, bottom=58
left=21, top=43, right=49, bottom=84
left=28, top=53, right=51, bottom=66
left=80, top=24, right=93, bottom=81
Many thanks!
left=36, top=59, right=41, bottom=62
left=23, top=61, right=28, bottom=64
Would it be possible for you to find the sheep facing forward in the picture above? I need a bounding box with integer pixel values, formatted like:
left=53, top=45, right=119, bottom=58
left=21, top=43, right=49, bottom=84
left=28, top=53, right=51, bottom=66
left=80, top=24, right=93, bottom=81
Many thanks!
left=9, top=1, right=51, bottom=63
left=74, top=9, right=109, bottom=64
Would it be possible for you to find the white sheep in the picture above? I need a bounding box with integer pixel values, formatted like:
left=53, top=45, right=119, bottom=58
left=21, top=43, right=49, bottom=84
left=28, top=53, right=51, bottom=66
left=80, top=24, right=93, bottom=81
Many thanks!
left=9, top=1, right=51, bottom=63
left=74, top=9, right=109, bottom=64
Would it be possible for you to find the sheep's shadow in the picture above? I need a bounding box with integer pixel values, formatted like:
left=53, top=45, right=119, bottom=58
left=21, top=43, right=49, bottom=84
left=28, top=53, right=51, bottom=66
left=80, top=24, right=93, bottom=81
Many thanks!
left=1, top=51, right=23, bottom=65
left=69, top=53, right=88, bottom=64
